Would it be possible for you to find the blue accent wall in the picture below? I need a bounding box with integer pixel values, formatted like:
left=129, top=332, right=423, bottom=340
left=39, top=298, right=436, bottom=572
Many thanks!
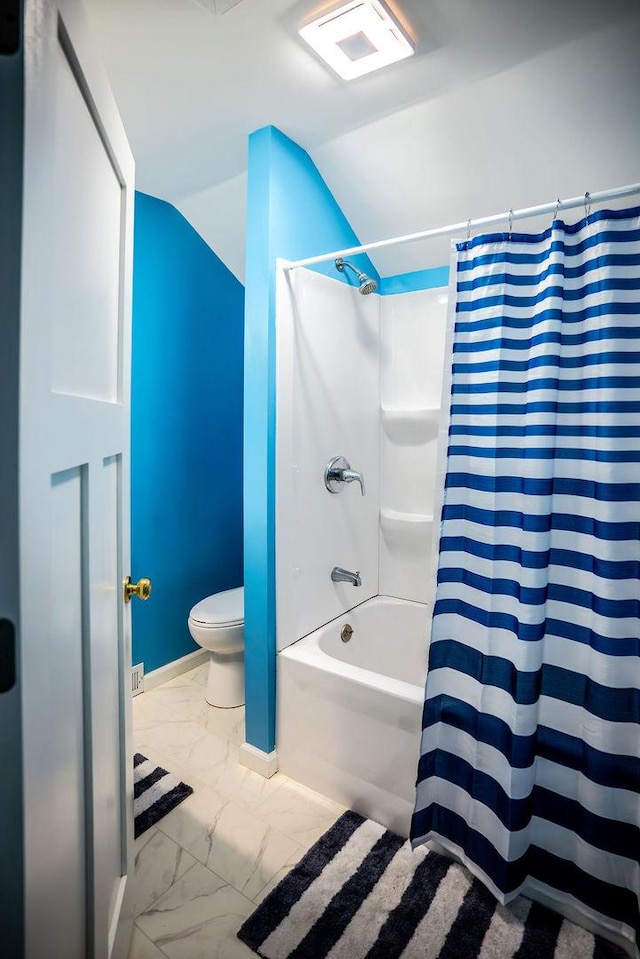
left=131, top=192, right=244, bottom=672
left=379, top=265, right=450, bottom=294
left=243, top=126, right=376, bottom=753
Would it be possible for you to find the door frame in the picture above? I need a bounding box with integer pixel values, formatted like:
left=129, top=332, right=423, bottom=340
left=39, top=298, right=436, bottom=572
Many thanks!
left=0, top=1, right=26, bottom=954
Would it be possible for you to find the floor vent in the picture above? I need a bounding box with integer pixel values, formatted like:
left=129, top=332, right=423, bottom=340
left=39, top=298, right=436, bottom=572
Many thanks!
left=131, top=663, right=145, bottom=697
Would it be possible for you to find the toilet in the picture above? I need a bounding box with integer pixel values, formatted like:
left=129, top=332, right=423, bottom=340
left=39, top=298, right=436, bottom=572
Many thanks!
left=187, top=587, right=244, bottom=708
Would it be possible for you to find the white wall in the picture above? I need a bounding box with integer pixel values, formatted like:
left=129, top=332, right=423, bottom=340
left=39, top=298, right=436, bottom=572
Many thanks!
left=314, top=16, right=640, bottom=278
left=379, top=287, right=449, bottom=605
left=276, top=268, right=380, bottom=651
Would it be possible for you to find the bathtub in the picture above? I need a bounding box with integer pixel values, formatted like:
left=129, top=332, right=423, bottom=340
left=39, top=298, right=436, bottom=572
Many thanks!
left=277, top=595, right=430, bottom=837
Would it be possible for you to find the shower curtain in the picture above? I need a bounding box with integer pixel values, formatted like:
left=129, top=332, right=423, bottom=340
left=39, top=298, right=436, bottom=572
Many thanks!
left=411, top=205, right=640, bottom=955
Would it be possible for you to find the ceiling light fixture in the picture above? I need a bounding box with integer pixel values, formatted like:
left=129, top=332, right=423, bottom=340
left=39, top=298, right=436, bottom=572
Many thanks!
left=299, top=0, right=414, bottom=81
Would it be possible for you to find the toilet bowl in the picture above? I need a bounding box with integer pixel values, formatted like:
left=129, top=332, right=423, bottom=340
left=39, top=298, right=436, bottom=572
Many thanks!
left=187, top=587, right=244, bottom=707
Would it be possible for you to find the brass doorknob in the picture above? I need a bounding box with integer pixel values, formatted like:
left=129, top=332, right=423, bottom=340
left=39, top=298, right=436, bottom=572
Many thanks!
left=123, top=576, right=152, bottom=604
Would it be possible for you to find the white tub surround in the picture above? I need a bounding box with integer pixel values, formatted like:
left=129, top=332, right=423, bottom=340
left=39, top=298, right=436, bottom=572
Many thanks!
left=277, top=596, right=429, bottom=836
left=379, top=286, right=448, bottom=606
left=276, top=269, right=449, bottom=647
left=276, top=268, right=380, bottom=650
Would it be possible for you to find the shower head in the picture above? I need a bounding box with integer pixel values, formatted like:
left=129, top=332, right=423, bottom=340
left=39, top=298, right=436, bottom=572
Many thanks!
left=359, top=275, right=378, bottom=295
left=335, top=257, right=378, bottom=295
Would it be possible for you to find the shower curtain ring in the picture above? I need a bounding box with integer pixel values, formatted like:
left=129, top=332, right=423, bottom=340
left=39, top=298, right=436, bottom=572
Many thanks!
left=553, top=198, right=561, bottom=222
left=584, top=191, right=591, bottom=218
left=466, top=218, right=472, bottom=242
left=508, top=208, right=513, bottom=238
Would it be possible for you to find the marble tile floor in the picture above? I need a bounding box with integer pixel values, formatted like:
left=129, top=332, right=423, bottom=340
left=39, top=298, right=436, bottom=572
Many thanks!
left=128, top=663, right=345, bottom=959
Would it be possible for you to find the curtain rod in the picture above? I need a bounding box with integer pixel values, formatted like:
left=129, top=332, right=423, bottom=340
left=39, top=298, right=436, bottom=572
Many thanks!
left=282, top=181, right=640, bottom=272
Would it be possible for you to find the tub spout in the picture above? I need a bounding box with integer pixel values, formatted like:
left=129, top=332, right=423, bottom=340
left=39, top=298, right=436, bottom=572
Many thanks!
left=331, top=566, right=361, bottom=587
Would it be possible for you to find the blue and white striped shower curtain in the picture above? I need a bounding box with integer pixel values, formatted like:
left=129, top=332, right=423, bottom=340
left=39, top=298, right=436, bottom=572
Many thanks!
left=411, top=206, right=640, bottom=955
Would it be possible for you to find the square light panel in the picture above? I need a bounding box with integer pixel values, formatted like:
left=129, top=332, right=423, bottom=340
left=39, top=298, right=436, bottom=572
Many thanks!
left=299, top=0, right=414, bottom=81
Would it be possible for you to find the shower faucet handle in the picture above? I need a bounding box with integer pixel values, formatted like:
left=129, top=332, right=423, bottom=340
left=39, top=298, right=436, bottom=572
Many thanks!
left=324, top=456, right=365, bottom=496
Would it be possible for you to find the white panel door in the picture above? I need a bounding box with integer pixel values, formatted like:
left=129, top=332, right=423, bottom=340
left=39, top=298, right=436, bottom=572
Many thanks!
left=20, top=1, right=135, bottom=957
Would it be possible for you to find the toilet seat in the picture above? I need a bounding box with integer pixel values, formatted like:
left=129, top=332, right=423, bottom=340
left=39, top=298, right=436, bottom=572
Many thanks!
left=189, top=587, right=243, bottom=627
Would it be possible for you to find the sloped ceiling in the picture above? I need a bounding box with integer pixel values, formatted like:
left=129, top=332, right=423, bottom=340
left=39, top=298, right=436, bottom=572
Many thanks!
left=85, top=0, right=640, bottom=280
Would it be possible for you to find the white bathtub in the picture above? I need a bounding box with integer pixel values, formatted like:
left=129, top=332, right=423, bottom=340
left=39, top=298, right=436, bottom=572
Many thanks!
left=277, top=595, right=430, bottom=836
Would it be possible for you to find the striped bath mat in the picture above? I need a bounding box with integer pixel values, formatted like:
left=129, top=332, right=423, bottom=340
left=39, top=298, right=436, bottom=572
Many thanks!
left=133, top=753, right=193, bottom=838
left=238, top=810, right=627, bottom=959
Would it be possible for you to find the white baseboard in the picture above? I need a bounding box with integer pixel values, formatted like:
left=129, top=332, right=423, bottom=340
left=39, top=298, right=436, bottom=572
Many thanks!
left=144, top=648, right=209, bottom=690
left=239, top=742, right=279, bottom=779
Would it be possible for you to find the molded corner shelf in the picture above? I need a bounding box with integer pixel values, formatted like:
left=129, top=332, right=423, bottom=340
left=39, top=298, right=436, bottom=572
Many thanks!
left=381, top=405, right=440, bottom=440
left=380, top=508, right=433, bottom=539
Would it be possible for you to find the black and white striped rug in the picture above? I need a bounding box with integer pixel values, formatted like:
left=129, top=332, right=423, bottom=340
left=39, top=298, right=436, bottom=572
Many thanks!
left=133, top=753, right=193, bottom=839
left=238, top=810, right=628, bottom=959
